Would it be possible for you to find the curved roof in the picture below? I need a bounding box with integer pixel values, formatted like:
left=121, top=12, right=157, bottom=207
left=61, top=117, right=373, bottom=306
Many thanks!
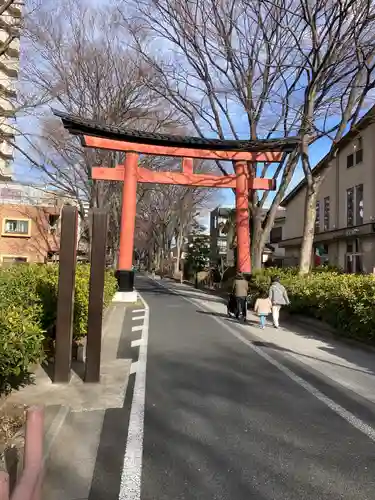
left=53, top=109, right=300, bottom=153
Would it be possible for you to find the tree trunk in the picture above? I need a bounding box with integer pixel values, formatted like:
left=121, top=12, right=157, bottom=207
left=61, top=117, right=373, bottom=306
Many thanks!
left=251, top=213, right=263, bottom=271
left=155, top=247, right=161, bottom=269
left=299, top=185, right=318, bottom=275
left=175, top=229, right=182, bottom=275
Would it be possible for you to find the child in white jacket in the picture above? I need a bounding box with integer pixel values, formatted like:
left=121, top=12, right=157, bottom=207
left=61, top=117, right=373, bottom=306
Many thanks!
left=254, top=293, right=272, bottom=329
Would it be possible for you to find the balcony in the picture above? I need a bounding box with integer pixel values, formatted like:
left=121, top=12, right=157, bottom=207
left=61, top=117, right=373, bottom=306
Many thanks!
left=0, top=60, right=18, bottom=78
left=0, top=0, right=23, bottom=18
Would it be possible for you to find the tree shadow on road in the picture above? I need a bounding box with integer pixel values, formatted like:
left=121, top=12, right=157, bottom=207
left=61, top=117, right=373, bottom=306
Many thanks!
left=275, top=313, right=375, bottom=377
left=136, top=281, right=226, bottom=304
left=135, top=345, right=375, bottom=500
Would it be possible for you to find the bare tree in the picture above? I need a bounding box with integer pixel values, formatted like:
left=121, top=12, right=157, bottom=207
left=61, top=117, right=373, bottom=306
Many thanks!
left=272, top=0, right=375, bottom=273
left=115, top=0, right=303, bottom=269
left=115, top=0, right=375, bottom=272
left=136, top=161, right=214, bottom=272
left=18, top=0, right=190, bottom=262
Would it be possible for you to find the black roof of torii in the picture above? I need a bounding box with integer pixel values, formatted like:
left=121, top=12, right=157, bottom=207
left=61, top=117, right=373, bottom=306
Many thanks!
left=53, top=109, right=300, bottom=153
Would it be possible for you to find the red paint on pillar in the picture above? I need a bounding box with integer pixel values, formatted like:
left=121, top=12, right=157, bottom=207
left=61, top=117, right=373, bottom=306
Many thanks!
left=118, top=152, right=138, bottom=271
left=235, top=161, right=251, bottom=274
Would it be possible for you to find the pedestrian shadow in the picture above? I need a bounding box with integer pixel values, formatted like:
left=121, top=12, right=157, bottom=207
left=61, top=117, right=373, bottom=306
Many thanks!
left=196, top=309, right=260, bottom=327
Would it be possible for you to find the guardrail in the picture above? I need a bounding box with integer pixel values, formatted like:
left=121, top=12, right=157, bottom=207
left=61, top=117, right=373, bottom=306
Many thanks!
left=0, top=407, right=44, bottom=500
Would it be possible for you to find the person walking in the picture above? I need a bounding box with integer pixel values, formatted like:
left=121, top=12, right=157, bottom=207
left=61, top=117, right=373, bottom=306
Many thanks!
left=268, top=276, right=290, bottom=328
left=254, top=292, right=272, bottom=329
left=233, top=272, right=249, bottom=323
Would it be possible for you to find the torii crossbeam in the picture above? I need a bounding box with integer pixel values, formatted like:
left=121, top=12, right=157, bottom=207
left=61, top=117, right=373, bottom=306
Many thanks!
left=54, top=110, right=299, bottom=301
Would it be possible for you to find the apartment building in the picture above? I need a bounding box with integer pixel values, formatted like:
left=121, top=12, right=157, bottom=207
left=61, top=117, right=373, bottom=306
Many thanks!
left=209, top=207, right=231, bottom=266
left=0, top=181, right=62, bottom=264
left=280, top=106, right=375, bottom=273
left=0, top=180, right=90, bottom=265
left=0, top=0, right=22, bottom=179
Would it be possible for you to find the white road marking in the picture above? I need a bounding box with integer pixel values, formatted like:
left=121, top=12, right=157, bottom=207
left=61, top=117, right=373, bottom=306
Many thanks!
left=130, top=361, right=139, bottom=374
left=119, top=294, right=150, bottom=500
left=132, top=325, right=143, bottom=332
left=131, top=339, right=143, bottom=348
left=132, top=315, right=145, bottom=321
left=156, top=279, right=375, bottom=443
left=132, top=308, right=146, bottom=314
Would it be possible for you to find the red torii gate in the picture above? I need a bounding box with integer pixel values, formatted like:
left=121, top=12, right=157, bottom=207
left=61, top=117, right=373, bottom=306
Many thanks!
left=54, top=111, right=298, bottom=300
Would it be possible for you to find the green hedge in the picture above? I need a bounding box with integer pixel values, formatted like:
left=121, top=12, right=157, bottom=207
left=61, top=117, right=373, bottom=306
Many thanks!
left=0, top=264, right=117, bottom=394
left=248, top=267, right=375, bottom=344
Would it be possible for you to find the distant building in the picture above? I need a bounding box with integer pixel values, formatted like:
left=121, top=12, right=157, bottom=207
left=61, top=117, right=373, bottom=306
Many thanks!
left=209, top=207, right=231, bottom=266
left=210, top=206, right=287, bottom=268
left=0, top=179, right=89, bottom=265
left=280, top=106, right=375, bottom=272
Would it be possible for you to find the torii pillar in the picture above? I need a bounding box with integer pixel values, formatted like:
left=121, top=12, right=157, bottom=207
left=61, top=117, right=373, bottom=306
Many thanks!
left=116, top=152, right=138, bottom=299
left=235, top=161, right=252, bottom=274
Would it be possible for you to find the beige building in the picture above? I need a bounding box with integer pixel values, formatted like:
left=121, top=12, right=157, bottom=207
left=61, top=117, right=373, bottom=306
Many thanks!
left=280, top=106, right=375, bottom=273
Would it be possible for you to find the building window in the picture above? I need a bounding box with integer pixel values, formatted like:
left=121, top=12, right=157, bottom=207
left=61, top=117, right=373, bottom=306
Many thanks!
left=345, top=239, right=363, bottom=274
left=323, top=196, right=330, bottom=231
left=1, top=256, right=28, bottom=267
left=347, top=137, right=363, bottom=168
left=2, top=218, right=30, bottom=236
left=355, top=184, right=363, bottom=225
left=270, top=226, right=282, bottom=243
left=217, top=239, right=227, bottom=254
left=217, top=217, right=227, bottom=236
left=346, top=188, right=354, bottom=226
left=315, top=200, right=320, bottom=233
left=347, top=184, right=364, bottom=227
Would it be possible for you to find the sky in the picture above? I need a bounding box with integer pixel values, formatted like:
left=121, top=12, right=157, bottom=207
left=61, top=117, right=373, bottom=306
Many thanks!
left=10, top=0, right=347, bottom=208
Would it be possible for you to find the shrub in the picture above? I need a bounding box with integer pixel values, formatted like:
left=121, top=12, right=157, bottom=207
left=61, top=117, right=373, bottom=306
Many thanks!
left=0, top=263, right=118, bottom=394
left=0, top=305, right=45, bottom=395
left=248, top=267, right=375, bottom=344
left=73, top=264, right=118, bottom=340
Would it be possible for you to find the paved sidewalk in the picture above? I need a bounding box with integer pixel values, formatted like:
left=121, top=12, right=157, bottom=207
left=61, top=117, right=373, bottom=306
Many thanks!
left=161, top=279, right=375, bottom=405
left=8, top=304, right=131, bottom=411
left=6, top=301, right=135, bottom=500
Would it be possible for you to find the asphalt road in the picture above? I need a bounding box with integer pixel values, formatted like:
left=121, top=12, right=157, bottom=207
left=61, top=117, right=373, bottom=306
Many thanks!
left=136, top=276, right=375, bottom=500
